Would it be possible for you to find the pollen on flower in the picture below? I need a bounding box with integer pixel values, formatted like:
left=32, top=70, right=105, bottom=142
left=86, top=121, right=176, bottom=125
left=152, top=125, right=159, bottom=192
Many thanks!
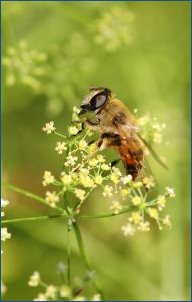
left=121, top=223, right=136, bottom=236
left=55, top=142, right=67, bottom=155
left=110, top=200, right=122, bottom=214
left=28, top=271, right=40, bottom=287
left=143, top=176, right=155, bottom=190
left=45, top=191, right=59, bottom=207
left=1, top=227, right=11, bottom=241
left=42, top=171, right=55, bottom=186
left=131, top=196, right=142, bottom=206
left=165, top=187, right=176, bottom=198
left=103, top=185, right=113, bottom=197
left=74, top=189, right=86, bottom=201
left=42, top=121, right=56, bottom=134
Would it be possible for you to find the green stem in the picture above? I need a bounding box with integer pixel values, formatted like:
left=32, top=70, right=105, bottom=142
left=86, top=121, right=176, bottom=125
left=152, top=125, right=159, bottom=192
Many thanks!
left=73, top=221, right=104, bottom=299
left=67, top=221, right=71, bottom=285
left=2, top=182, right=66, bottom=214
left=1, top=214, right=65, bottom=224
left=80, top=206, right=134, bottom=219
left=55, top=131, right=67, bottom=139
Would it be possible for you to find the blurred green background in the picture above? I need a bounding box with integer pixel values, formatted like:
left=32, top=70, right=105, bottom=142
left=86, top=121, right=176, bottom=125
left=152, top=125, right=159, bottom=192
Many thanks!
left=2, top=1, right=190, bottom=301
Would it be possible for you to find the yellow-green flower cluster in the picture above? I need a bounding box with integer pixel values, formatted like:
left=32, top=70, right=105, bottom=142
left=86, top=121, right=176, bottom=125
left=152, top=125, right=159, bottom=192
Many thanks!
left=3, top=41, right=47, bottom=91
left=42, top=108, right=175, bottom=235
left=94, top=7, right=135, bottom=52
left=28, top=270, right=101, bottom=301
left=135, top=111, right=167, bottom=146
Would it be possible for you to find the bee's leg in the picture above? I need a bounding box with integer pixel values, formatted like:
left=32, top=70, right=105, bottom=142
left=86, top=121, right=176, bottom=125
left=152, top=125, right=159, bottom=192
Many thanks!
left=84, top=119, right=100, bottom=131
left=110, top=159, right=120, bottom=167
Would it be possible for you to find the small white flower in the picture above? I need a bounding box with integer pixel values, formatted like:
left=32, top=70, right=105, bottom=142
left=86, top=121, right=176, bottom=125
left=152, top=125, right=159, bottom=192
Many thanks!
left=138, top=221, right=150, bottom=232
left=61, top=174, right=72, bottom=186
left=73, top=106, right=80, bottom=114
left=79, top=140, right=88, bottom=150
left=110, top=201, right=122, bottom=214
left=55, top=142, right=67, bottom=155
left=68, top=126, right=79, bottom=136
left=74, top=189, right=86, bottom=201
left=101, top=163, right=110, bottom=171
left=92, top=293, right=101, bottom=301
left=112, top=167, right=122, bottom=176
left=96, top=155, right=105, bottom=163
left=28, top=271, right=40, bottom=287
left=45, top=285, right=57, bottom=299
left=143, top=176, right=155, bottom=190
left=128, top=212, right=142, bottom=225
left=88, top=158, right=98, bottom=167
left=42, top=121, right=56, bottom=134
left=162, top=215, right=172, bottom=228
left=157, top=195, right=166, bottom=211
left=103, top=185, right=113, bottom=197
left=1, top=282, right=7, bottom=296
left=165, top=187, right=175, bottom=198
left=42, top=171, right=55, bottom=186
left=147, top=208, right=159, bottom=220
left=65, top=154, right=78, bottom=167
left=121, top=175, right=132, bottom=185
left=1, top=227, right=11, bottom=241
left=45, top=191, right=59, bottom=207
left=60, top=285, right=71, bottom=298
left=73, top=296, right=86, bottom=301
left=34, top=293, right=47, bottom=301
left=95, top=175, right=103, bottom=185
left=111, top=173, right=120, bottom=184
left=1, top=199, right=9, bottom=207
left=131, top=196, right=142, bottom=206
left=121, top=223, right=136, bottom=236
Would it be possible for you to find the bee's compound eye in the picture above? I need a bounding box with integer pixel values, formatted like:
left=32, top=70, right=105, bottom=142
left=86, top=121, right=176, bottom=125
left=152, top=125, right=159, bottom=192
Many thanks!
left=95, top=95, right=106, bottom=108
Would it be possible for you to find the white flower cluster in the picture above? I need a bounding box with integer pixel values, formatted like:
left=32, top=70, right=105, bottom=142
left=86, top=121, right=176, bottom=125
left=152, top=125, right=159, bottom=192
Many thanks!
left=28, top=270, right=101, bottom=301
left=94, top=7, right=135, bottom=52
left=136, top=112, right=167, bottom=146
left=1, top=199, right=11, bottom=254
left=3, top=41, right=47, bottom=91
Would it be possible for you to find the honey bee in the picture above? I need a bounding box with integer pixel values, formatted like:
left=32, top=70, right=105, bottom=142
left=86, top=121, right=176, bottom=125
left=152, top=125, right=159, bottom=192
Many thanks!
left=78, top=87, right=167, bottom=180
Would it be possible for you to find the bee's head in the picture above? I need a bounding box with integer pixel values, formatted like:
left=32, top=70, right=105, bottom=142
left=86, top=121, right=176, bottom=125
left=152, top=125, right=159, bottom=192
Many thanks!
left=79, top=87, right=111, bottom=115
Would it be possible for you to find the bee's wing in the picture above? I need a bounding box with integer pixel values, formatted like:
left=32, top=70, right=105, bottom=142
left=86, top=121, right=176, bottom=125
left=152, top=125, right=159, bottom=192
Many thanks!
left=137, top=133, right=168, bottom=170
